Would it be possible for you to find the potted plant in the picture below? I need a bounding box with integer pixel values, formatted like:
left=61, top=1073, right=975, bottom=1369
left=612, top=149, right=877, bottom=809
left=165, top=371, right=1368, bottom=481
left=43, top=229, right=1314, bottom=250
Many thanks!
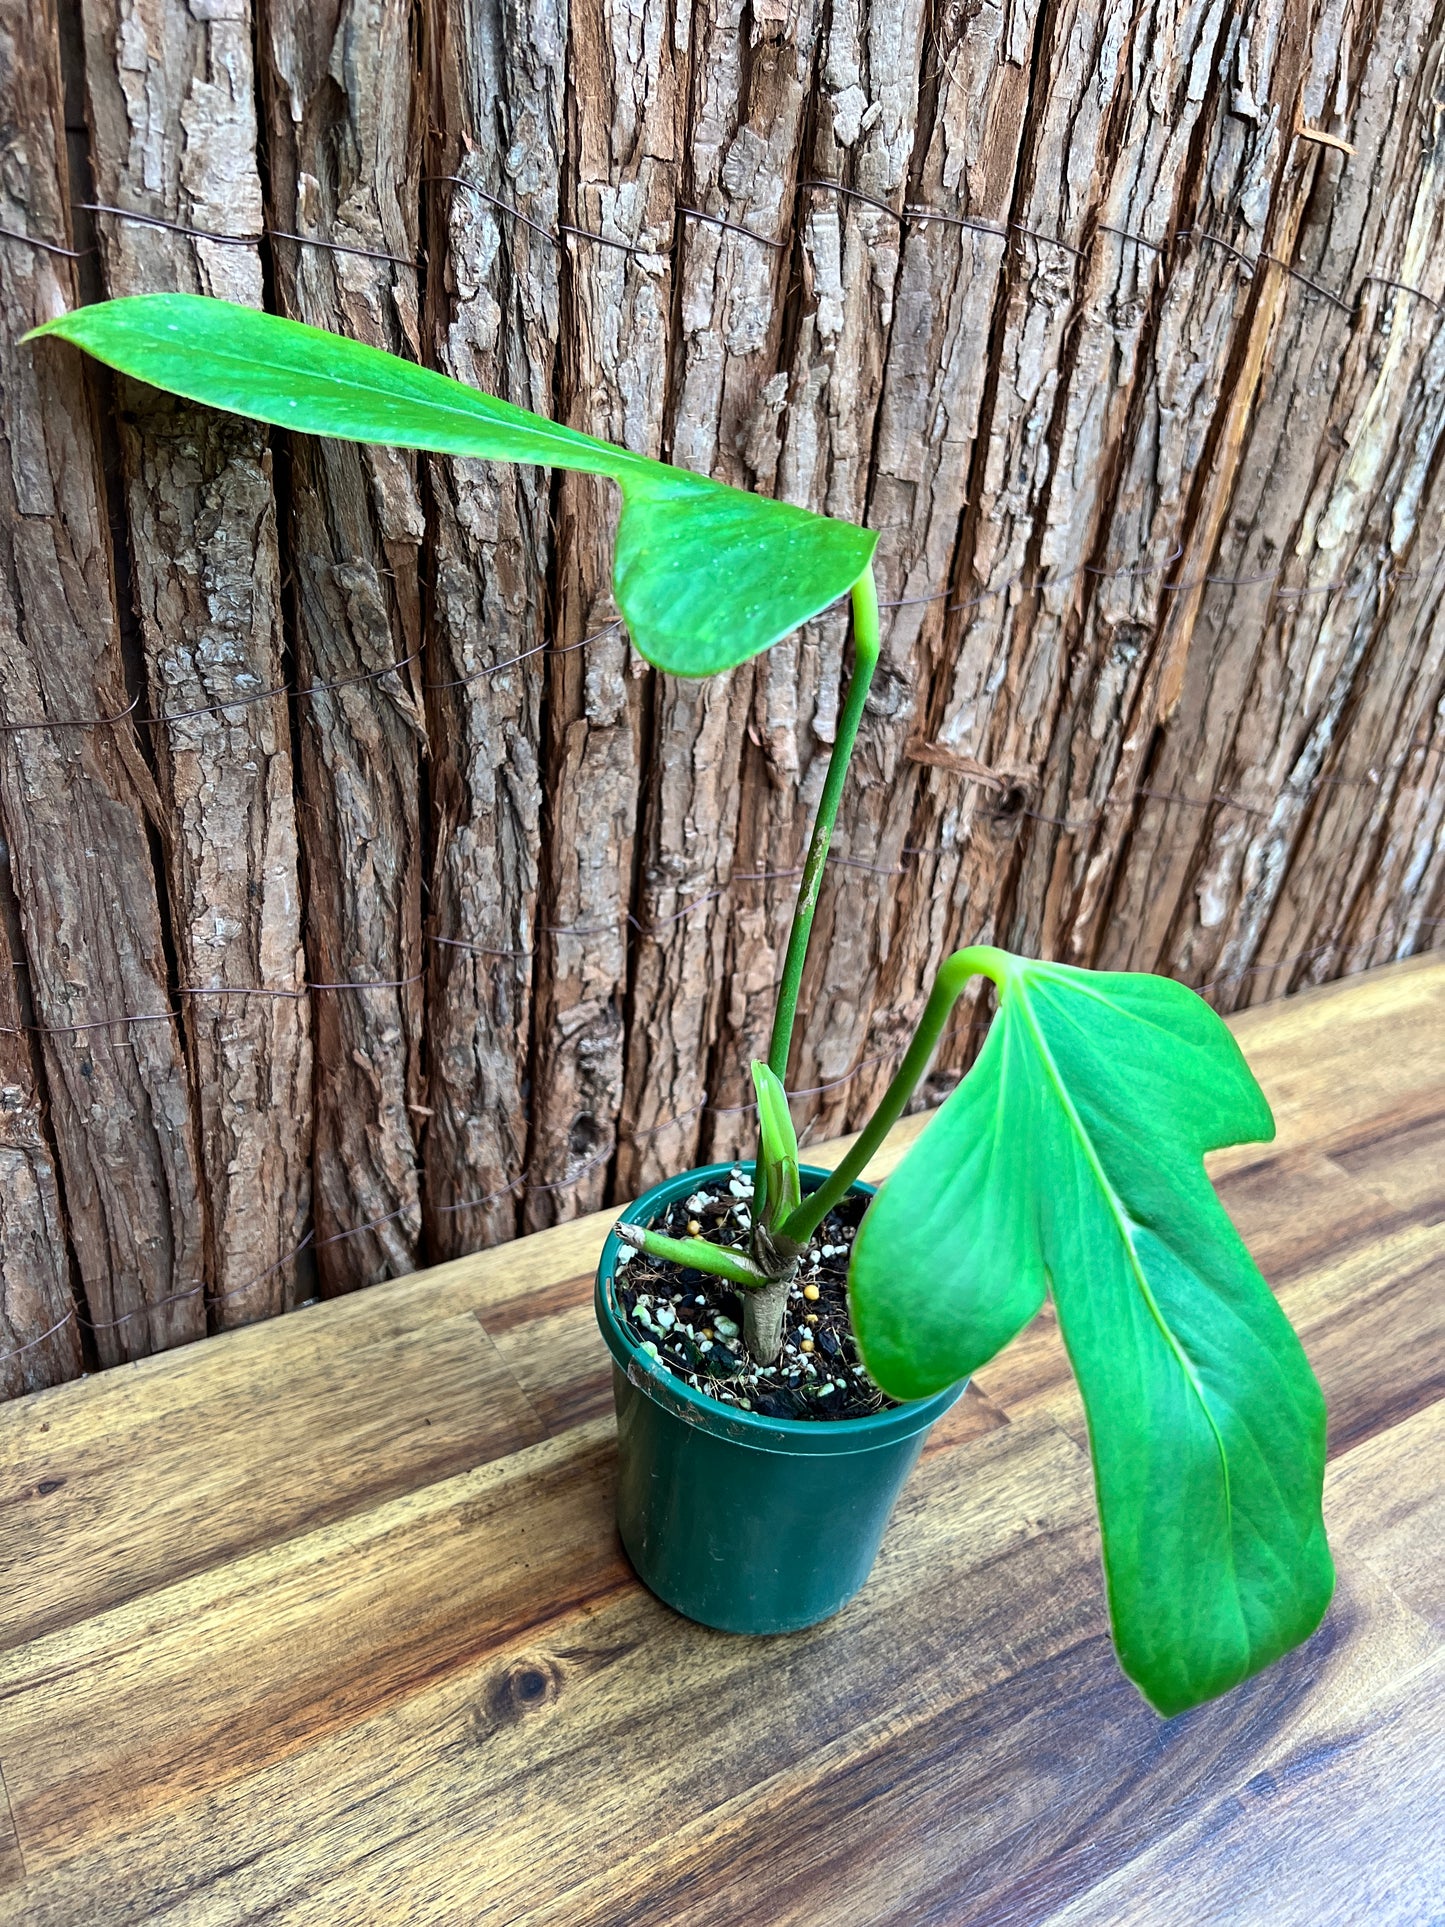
left=33, top=294, right=1334, bottom=1716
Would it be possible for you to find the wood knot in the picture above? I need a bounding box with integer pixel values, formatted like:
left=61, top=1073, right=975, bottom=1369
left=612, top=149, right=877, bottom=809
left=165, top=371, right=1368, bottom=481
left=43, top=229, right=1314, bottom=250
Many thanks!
left=482, top=1655, right=563, bottom=1730
left=988, top=785, right=1029, bottom=822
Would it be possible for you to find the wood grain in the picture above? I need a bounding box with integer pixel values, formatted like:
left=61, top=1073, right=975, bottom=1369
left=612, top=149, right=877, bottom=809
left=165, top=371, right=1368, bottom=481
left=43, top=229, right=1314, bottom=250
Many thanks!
left=0, top=959, right=1439, bottom=1923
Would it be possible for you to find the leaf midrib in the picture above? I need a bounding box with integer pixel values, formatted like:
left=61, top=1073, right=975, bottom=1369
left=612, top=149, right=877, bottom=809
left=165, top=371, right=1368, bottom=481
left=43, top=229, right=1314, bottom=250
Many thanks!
left=105, top=308, right=661, bottom=479
left=1007, top=976, right=1237, bottom=1538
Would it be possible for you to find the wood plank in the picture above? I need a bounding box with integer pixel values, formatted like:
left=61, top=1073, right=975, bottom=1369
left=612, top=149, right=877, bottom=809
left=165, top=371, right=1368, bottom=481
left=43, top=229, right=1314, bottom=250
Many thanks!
left=1007, top=1403, right=1445, bottom=1927
left=1210, top=951, right=1445, bottom=1173
left=0, top=1299, right=544, bottom=1650
left=1327, top=1398, right=1445, bottom=1631
left=511, top=1393, right=1444, bottom=1927
left=511, top=1562, right=1433, bottom=1927
left=0, top=1768, right=20, bottom=1906
left=1031, top=1651, right=1444, bottom=1927
left=0, top=1412, right=1100, bottom=1922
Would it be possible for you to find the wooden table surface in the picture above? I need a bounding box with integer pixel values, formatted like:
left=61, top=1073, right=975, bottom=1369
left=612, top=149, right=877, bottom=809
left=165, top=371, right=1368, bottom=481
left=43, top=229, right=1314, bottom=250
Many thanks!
left=1, top=957, right=1442, bottom=1926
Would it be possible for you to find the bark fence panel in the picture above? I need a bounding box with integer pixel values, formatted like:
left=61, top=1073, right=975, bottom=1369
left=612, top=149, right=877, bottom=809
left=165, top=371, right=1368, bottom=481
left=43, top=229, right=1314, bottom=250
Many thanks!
left=0, top=0, right=1439, bottom=1395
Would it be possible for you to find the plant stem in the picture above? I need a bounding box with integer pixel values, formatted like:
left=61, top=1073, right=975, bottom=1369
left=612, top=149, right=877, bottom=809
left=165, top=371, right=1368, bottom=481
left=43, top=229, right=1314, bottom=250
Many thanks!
left=615, top=1223, right=766, bottom=1290
left=776, top=945, right=1008, bottom=1247
left=743, top=1273, right=795, bottom=1363
left=753, top=561, right=882, bottom=1231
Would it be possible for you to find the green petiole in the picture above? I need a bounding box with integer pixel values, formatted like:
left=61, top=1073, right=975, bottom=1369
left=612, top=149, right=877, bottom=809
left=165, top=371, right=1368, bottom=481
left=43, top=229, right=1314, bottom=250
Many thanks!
left=753, top=562, right=881, bottom=1232
left=615, top=1222, right=768, bottom=1290
left=776, top=946, right=1009, bottom=1249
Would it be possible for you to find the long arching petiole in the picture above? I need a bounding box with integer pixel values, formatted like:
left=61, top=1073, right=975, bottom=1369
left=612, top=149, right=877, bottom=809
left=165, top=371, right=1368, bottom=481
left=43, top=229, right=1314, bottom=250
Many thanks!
left=775, top=946, right=1009, bottom=1249
left=751, top=562, right=881, bottom=1232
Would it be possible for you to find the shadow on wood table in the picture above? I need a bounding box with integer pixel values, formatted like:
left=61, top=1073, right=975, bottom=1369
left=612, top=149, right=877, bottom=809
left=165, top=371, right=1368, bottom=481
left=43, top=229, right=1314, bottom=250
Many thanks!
left=1, top=957, right=1441, bottom=1925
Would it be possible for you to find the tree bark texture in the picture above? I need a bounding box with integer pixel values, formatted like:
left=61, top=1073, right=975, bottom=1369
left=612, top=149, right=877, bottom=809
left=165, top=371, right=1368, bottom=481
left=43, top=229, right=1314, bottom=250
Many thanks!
left=77, top=0, right=313, bottom=1326
left=0, top=0, right=205, bottom=1378
left=0, top=0, right=1441, bottom=1395
left=258, top=0, right=427, bottom=1292
left=419, top=0, right=562, bottom=1256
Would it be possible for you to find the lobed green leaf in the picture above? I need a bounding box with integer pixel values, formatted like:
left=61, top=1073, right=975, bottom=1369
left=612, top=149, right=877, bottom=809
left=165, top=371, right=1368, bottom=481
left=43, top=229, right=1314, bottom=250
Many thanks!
left=849, top=949, right=1334, bottom=1715
left=27, top=293, right=876, bottom=678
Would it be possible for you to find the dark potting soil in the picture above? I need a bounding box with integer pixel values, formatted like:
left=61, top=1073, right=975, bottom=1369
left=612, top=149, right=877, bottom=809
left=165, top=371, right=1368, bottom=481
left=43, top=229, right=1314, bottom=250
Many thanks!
left=613, top=1169, right=898, bottom=1422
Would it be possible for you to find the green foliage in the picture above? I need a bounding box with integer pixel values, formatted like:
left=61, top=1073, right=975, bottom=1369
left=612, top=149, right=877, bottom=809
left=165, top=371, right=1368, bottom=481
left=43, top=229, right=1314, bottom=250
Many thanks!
left=750, top=1060, right=801, bottom=1231
left=28, top=293, right=875, bottom=679
left=848, top=948, right=1334, bottom=1714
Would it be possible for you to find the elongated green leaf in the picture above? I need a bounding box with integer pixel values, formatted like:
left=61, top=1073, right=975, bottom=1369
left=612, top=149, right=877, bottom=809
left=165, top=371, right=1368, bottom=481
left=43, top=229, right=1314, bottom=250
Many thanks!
left=751, top=1059, right=801, bottom=1227
left=849, top=948, right=1334, bottom=1715
left=27, top=293, right=875, bottom=677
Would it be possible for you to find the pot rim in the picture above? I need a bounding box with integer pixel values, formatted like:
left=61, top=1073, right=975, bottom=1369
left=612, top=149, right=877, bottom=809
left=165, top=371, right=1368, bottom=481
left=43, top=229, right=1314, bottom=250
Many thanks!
left=595, top=1159, right=965, bottom=1456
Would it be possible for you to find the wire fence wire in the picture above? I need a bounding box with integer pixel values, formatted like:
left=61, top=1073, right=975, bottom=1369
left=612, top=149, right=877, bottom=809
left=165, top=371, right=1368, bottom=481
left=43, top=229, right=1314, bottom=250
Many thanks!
left=2, top=166, right=1442, bottom=1375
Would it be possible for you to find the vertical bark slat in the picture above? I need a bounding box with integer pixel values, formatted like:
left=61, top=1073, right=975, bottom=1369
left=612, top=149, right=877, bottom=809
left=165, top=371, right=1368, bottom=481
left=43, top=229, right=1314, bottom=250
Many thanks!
left=760, top=0, right=1043, bottom=1137
left=705, top=0, right=932, bottom=1160
left=0, top=863, right=79, bottom=1399
left=78, top=0, right=311, bottom=1325
left=0, top=0, right=205, bottom=1375
left=259, top=0, right=428, bottom=1290
left=522, top=0, right=686, bottom=1226
left=615, top=0, right=823, bottom=1193
left=420, top=0, right=565, bottom=1255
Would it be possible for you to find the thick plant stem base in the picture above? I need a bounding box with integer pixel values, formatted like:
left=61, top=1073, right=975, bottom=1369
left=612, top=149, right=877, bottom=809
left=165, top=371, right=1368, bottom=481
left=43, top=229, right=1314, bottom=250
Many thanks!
left=743, top=1270, right=796, bottom=1363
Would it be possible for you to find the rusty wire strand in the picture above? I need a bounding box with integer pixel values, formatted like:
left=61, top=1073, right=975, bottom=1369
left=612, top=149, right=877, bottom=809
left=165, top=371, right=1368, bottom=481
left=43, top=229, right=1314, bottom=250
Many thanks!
left=0, top=223, right=91, bottom=261
left=76, top=201, right=416, bottom=268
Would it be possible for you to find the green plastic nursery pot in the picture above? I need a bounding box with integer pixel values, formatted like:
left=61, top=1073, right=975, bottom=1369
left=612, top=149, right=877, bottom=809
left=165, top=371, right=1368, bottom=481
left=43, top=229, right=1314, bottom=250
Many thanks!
left=595, top=1162, right=966, bottom=1634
